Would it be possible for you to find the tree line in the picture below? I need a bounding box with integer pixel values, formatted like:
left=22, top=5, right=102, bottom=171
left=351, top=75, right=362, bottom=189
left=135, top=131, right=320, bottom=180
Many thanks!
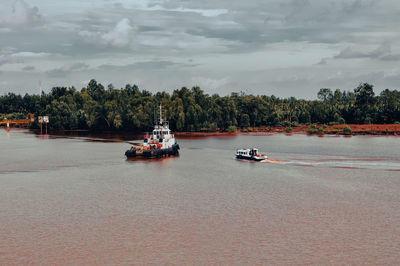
left=1, top=80, right=399, bottom=131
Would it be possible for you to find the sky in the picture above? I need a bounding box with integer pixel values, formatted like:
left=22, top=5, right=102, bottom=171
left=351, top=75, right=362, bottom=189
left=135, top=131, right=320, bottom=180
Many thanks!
left=0, top=0, right=399, bottom=98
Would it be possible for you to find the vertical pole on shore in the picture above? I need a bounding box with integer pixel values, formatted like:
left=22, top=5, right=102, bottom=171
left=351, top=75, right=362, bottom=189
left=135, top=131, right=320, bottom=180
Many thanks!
left=40, top=122, right=42, bottom=135
left=45, top=123, right=47, bottom=135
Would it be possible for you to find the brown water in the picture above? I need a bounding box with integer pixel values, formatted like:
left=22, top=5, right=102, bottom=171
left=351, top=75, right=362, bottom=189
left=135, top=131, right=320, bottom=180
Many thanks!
left=1, top=129, right=400, bottom=265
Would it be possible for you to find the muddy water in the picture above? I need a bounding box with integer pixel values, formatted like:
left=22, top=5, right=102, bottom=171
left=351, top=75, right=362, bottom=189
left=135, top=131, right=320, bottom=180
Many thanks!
left=1, top=129, right=400, bottom=265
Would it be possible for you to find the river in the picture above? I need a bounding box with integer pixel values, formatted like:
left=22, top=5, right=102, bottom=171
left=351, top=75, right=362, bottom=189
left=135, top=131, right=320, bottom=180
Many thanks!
left=1, top=129, right=400, bottom=265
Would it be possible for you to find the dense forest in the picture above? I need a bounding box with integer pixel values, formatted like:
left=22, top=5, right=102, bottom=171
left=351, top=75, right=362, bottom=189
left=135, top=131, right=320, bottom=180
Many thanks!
left=1, top=80, right=400, bottom=132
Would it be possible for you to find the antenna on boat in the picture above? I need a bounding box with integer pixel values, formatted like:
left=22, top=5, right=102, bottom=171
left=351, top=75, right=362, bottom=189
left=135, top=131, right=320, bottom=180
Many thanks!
left=159, top=104, right=163, bottom=125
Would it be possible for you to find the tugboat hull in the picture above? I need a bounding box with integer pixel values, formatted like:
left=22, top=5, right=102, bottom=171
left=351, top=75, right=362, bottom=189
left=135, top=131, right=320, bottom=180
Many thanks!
left=125, top=144, right=180, bottom=158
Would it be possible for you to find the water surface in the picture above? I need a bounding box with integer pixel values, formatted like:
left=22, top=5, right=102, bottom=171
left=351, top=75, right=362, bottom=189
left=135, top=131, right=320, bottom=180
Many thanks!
left=1, top=129, right=400, bottom=265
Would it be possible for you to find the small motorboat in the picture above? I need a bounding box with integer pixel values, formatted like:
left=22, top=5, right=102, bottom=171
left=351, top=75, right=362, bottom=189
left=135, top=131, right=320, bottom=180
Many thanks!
left=235, top=148, right=267, bottom=161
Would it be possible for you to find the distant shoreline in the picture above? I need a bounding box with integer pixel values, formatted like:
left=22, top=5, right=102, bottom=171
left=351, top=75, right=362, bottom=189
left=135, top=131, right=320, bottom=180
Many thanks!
left=239, top=124, right=400, bottom=136
left=4, top=124, right=400, bottom=137
left=176, top=124, right=400, bottom=137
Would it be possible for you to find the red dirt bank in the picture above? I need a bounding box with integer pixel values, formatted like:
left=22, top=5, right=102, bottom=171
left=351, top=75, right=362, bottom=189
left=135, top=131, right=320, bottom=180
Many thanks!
left=176, top=124, right=400, bottom=137
left=243, top=124, right=400, bottom=135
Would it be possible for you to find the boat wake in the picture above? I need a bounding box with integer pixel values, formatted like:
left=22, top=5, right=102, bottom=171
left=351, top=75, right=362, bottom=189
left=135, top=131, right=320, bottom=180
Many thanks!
left=262, top=157, right=400, bottom=171
left=263, top=158, right=288, bottom=163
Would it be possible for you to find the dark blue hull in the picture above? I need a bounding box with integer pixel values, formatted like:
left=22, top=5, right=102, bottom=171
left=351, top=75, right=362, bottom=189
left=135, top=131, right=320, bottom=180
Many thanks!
left=125, top=144, right=180, bottom=158
left=236, top=155, right=264, bottom=161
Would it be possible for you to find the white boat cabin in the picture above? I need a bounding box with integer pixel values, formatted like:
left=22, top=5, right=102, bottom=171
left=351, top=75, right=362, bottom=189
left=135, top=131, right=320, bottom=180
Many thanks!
left=142, top=105, right=176, bottom=149
left=235, top=148, right=267, bottom=161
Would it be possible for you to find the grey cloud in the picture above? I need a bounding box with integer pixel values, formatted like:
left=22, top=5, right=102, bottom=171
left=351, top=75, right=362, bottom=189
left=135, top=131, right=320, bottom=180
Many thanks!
left=356, top=71, right=400, bottom=88
left=0, top=48, right=19, bottom=67
left=0, top=47, right=17, bottom=55
left=22, top=65, right=35, bottom=71
left=334, top=47, right=371, bottom=59
left=0, top=51, right=51, bottom=67
left=335, top=43, right=400, bottom=61
left=179, top=0, right=394, bottom=50
left=69, top=62, right=90, bottom=71
left=342, top=0, right=375, bottom=14
left=316, top=58, right=328, bottom=65
left=46, top=62, right=89, bottom=78
left=98, top=60, right=178, bottom=71
left=46, top=68, right=68, bottom=78
left=186, top=27, right=263, bottom=44
left=380, top=54, right=400, bottom=61
left=282, top=0, right=376, bottom=26
left=1, top=0, right=400, bottom=98
left=137, top=25, right=164, bottom=32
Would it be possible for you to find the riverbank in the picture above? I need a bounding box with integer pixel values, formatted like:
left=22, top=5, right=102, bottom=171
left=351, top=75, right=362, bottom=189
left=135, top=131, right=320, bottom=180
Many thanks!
left=240, top=124, right=400, bottom=136
left=179, top=124, right=400, bottom=137
left=6, top=124, right=400, bottom=138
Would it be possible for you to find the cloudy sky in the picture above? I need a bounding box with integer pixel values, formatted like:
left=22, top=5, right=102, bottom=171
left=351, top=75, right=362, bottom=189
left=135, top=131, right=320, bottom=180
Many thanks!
left=0, top=0, right=399, bottom=98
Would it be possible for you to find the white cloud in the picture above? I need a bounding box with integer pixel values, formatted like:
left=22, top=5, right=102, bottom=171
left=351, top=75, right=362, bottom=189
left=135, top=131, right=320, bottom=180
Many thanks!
left=0, top=0, right=43, bottom=28
left=11, top=52, right=50, bottom=58
left=191, top=76, right=229, bottom=89
left=143, top=5, right=228, bottom=17
left=102, top=18, right=134, bottom=47
left=79, top=18, right=135, bottom=48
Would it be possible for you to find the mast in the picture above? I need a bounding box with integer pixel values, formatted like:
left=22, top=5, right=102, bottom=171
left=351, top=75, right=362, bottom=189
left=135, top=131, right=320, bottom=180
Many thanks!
left=159, top=104, right=163, bottom=125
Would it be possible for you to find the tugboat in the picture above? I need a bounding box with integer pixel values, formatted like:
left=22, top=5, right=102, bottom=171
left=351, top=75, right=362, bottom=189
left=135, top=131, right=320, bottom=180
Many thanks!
left=235, top=148, right=267, bottom=161
left=125, top=105, right=180, bottom=159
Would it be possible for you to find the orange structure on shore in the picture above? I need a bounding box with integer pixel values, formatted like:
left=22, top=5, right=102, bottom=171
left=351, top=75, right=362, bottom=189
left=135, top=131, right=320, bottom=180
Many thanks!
left=0, top=114, right=34, bottom=129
